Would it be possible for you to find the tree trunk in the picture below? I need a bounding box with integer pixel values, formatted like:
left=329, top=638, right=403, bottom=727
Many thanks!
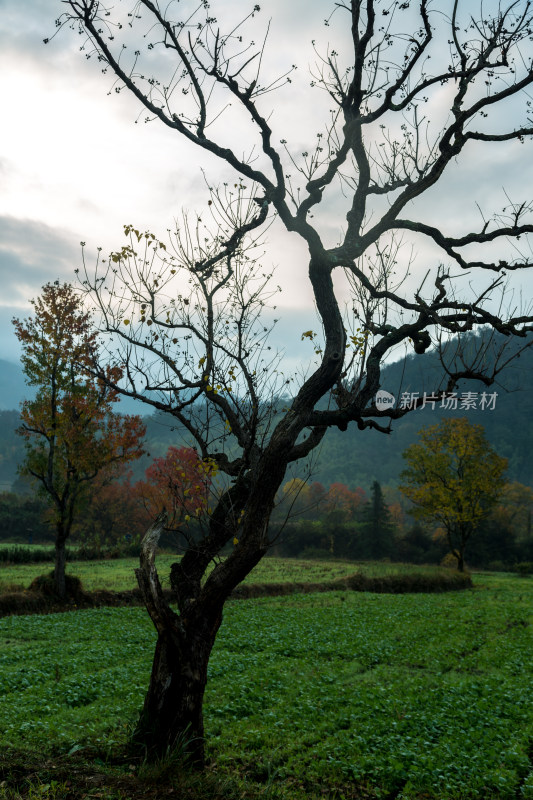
left=54, top=534, right=67, bottom=599
left=132, top=617, right=219, bottom=764
left=447, top=528, right=465, bottom=573
left=132, top=454, right=292, bottom=763
left=133, top=511, right=223, bottom=764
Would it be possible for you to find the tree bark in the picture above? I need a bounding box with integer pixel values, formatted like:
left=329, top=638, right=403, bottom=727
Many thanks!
left=456, top=524, right=471, bottom=572
left=447, top=528, right=466, bottom=573
left=54, top=531, right=67, bottom=599
left=132, top=616, right=220, bottom=764
left=133, top=511, right=223, bottom=763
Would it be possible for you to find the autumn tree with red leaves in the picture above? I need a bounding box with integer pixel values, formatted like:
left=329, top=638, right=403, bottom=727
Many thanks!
left=133, top=446, right=217, bottom=530
left=13, top=283, right=145, bottom=598
left=75, top=468, right=151, bottom=550
left=325, top=482, right=367, bottom=522
left=77, top=448, right=217, bottom=552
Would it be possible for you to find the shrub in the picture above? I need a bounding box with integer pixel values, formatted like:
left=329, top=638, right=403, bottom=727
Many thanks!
left=486, top=560, right=507, bottom=572
left=514, top=562, right=533, bottom=576
left=29, top=572, right=85, bottom=601
left=440, top=553, right=460, bottom=569
left=0, top=541, right=142, bottom=565
left=344, top=571, right=472, bottom=593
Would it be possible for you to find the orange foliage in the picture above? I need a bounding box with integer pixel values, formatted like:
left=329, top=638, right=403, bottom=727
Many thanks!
left=76, top=470, right=151, bottom=546
left=324, top=482, right=366, bottom=520
left=133, top=446, right=217, bottom=528
left=12, top=283, right=145, bottom=544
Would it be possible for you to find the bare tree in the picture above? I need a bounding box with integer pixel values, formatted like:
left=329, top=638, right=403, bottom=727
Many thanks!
left=57, top=0, right=533, bottom=762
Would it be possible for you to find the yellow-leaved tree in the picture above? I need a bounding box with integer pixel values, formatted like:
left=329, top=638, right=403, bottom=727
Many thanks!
left=400, top=418, right=507, bottom=571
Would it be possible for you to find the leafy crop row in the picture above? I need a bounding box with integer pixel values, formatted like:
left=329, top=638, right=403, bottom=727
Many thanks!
left=0, top=575, right=531, bottom=799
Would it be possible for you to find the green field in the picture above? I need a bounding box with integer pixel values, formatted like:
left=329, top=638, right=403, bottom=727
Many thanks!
left=0, top=554, right=450, bottom=594
left=0, top=571, right=531, bottom=799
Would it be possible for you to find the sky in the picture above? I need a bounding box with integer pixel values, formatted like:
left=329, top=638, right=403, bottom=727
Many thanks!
left=0, top=0, right=324, bottom=365
left=1, top=0, right=532, bottom=394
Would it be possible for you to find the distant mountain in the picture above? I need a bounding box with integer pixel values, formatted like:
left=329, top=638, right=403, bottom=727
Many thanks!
left=0, top=359, right=29, bottom=411
left=0, top=359, right=148, bottom=415
left=0, top=360, right=152, bottom=490
left=1, top=334, right=532, bottom=492
left=312, top=335, right=533, bottom=490
left=0, top=410, right=22, bottom=492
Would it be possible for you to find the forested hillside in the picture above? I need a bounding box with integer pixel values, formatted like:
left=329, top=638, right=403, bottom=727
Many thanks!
left=0, top=410, right=23, bottom=493
left=1, top=334, right=532, bottom=491
left=313, top=344, right=533, bottom=489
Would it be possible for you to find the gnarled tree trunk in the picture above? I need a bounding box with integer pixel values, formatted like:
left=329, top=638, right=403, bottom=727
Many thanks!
left=133, top=463, right=283, bottom=763
left=132, top=615, right=221, bottom=763
left=133, top=512, right=224, bottom=764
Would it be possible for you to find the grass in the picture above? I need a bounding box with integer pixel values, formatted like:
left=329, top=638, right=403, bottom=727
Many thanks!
left=0, top=554, right=449, bottom=594
left=0, top=571, right=531, bottom=799
left=0, top=544, right=56, bottom=550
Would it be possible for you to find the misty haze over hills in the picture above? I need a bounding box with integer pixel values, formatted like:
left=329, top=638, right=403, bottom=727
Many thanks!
left=0, top=360, right=26, bottom=411
left=0, top=358, right=146, bottom=416
left=1, top=333, right=533, bottom=491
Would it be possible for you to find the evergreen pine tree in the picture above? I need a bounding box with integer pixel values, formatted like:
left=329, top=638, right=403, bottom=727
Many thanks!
left=361, top=481, right=395, bottom=559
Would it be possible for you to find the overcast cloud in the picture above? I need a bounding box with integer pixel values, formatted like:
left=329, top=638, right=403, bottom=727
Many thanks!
left=0, top=0, right=532, bottom=373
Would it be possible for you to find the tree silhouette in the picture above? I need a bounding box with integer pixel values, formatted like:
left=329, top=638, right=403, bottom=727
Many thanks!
left=56, top=0, right=533, bottom=760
